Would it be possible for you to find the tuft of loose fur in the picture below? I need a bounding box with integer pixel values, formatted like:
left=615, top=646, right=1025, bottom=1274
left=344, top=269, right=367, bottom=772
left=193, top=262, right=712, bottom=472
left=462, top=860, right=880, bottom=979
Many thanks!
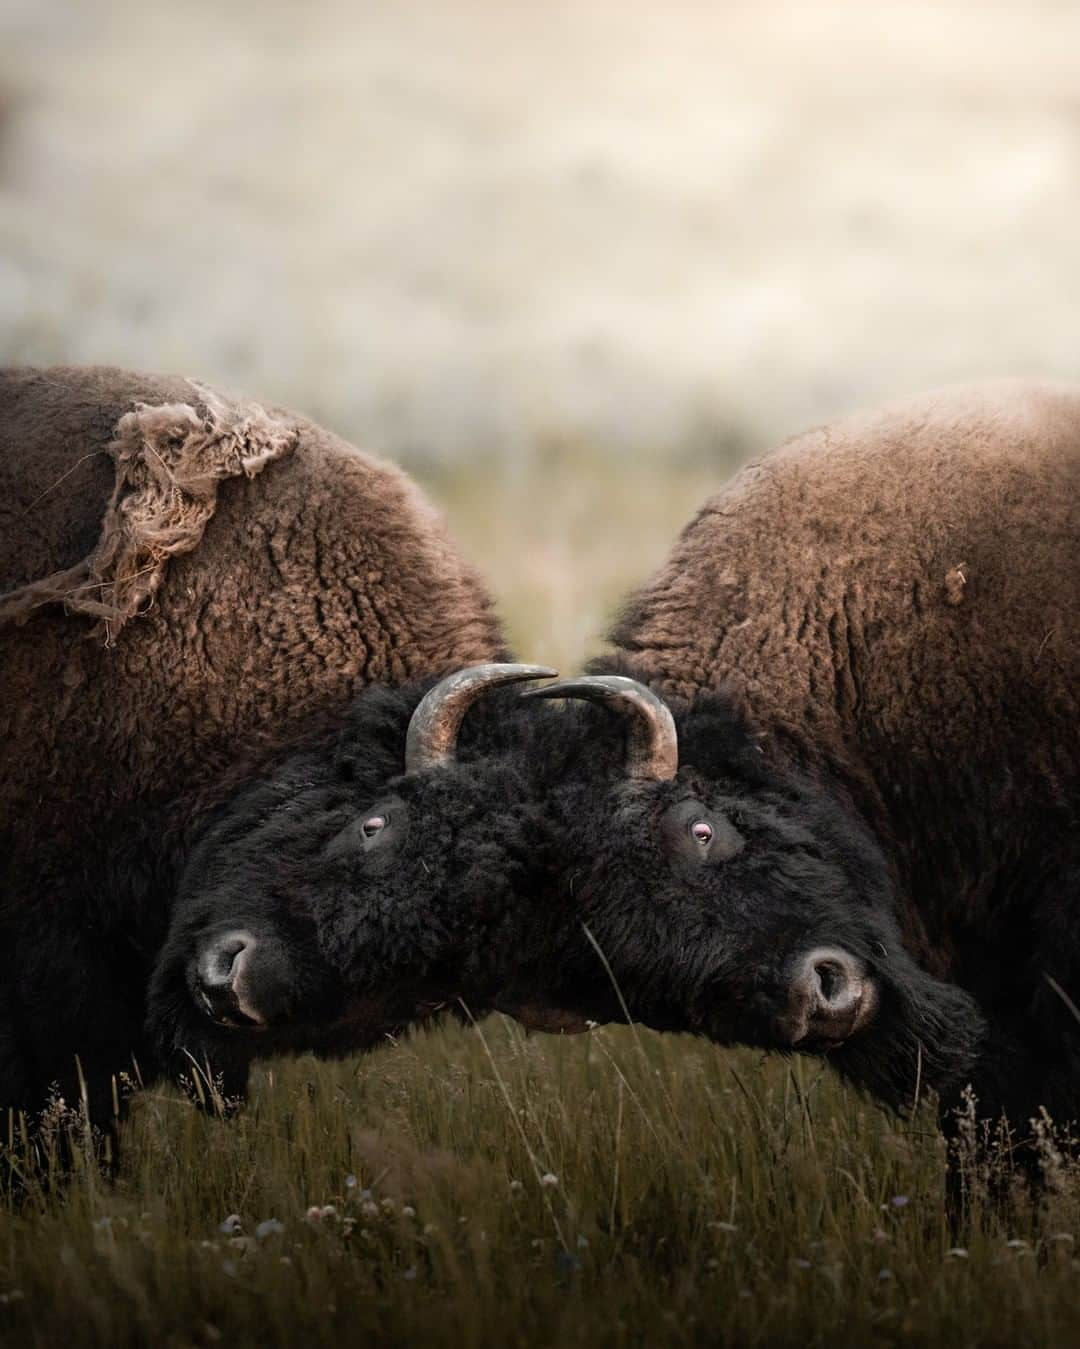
left=0, top=383, right=297, bottom=641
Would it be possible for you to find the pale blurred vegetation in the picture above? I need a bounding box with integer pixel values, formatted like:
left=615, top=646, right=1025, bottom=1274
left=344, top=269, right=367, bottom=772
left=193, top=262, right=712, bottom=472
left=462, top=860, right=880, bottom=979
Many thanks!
left=432, top=446, right=725, bottom=670
left=3, top=0, right=1080, bottom=472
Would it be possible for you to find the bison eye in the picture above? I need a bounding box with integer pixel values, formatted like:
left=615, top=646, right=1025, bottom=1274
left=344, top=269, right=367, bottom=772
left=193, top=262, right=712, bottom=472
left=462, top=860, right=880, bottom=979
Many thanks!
left=660, top=798, right=743, bottom=866
left=361, top=815, right=387, bottom=839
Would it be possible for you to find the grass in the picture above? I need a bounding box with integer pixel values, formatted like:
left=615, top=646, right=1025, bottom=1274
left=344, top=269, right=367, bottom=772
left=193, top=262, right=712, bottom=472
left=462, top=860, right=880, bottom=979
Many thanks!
left=4, top=1026, right=1080, bottom=1349
left=3, top=452, right=1080, bottom=1347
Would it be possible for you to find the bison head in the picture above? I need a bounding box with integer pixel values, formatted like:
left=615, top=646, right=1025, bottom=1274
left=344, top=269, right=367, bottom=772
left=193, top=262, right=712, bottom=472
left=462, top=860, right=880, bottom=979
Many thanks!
left=516, top=675, right=986, bottom=1111
left=144, top=664, right=557, bottom=1097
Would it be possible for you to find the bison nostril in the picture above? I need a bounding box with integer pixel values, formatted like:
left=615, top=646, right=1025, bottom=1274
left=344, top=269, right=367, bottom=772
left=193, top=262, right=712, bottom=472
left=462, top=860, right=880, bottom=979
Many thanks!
left=198, top=932, right=254, bottom=990
left=812, top=957, right=855, bottom=1009
left=780, top=946, right=873, bottom=1048
left=195, top=931, right=263, bottom=1027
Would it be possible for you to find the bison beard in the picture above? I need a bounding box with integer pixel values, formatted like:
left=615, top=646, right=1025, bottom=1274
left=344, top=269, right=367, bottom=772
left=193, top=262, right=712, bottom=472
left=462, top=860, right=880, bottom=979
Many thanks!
left=827, top=964, right=986, bottom=1113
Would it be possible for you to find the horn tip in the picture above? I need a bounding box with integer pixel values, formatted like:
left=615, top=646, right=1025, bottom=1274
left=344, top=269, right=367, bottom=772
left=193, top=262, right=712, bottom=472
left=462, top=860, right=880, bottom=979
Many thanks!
left=520, top=685, right=568, bottom=701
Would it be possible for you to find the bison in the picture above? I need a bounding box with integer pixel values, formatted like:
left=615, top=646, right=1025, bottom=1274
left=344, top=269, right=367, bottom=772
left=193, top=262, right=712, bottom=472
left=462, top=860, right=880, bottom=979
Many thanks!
left=0, top=365, right=552, bottom=1126
left=521, top=380, right=1079, bottom=1135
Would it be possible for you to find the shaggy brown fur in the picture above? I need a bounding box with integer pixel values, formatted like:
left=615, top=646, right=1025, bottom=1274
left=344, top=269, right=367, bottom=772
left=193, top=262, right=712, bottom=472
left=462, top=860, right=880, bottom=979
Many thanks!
left=604, top=379, right=1079, bottom=978
left=0, top=365, right=506, bottom=1115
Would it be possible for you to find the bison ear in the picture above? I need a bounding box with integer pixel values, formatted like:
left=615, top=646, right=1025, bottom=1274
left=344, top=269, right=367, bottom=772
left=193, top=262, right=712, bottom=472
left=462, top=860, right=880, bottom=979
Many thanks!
left=405, top=664, right=557, bottom=772
left=675, top=691, right=772, bottom=784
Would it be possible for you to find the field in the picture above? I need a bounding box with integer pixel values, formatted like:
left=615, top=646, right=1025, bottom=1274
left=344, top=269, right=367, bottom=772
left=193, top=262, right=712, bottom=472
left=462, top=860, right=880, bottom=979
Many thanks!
left=5, top=1013, right=1080, bottom=1348
left=2, top=453, right=1080, bottom=1349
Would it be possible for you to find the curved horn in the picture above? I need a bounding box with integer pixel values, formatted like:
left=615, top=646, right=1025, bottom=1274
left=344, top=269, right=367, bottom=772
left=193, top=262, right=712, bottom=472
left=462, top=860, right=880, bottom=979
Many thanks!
left=405, top=663, right=557, bottom=773
left=523, top=675, right=678, bottom=781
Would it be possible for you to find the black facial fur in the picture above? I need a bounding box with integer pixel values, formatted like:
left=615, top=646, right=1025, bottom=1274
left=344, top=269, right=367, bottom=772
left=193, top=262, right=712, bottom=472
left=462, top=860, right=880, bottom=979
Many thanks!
left=145, top=682, right=545, bottom=1085
left=148, top=679, right=986, bottom=1118
left=511, top=691, right=986, bottom=1111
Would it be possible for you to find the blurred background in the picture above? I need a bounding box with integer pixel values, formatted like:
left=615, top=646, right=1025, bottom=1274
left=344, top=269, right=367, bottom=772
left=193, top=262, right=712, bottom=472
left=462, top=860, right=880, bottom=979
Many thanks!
left=3, top=0, right=1079, bottom=660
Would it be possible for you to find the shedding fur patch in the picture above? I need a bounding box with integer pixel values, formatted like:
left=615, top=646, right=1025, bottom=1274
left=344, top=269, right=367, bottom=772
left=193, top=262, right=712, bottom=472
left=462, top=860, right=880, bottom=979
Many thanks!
left=0, top=382, right=297, bottom=643
left=944, top=562, right=968, bottom=607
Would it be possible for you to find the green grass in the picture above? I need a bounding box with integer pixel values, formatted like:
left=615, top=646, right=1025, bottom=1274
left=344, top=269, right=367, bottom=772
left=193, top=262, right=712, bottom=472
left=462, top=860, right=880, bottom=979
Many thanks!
left=4, top=453, right=1080, bottom=1347
left=4, top=1025, right=1080, bottom=1349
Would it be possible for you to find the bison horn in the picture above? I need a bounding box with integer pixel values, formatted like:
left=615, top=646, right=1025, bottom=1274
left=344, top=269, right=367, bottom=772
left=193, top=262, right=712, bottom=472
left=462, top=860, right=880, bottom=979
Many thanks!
left=405, top=663, right=558, bottom=773
left=523, top=675, right=679, bottom=781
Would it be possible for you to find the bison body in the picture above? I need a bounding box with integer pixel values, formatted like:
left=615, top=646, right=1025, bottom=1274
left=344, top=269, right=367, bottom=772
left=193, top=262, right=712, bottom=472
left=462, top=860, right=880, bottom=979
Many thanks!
left=0, top=366, right=508, bottom=1120
left=525, top=382, right=1079, bottom=1129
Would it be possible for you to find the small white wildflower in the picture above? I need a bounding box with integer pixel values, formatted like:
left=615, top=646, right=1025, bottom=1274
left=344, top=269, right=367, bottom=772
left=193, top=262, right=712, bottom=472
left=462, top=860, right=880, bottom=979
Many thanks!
left=305, top=1206, right=323, bottom=1225
left=255, top=1219, right=285, bottom=1240
left=1006, top=1238, right=1028, bottom=1249
left=219, top=1214, right=242, bottom=1236
left=360, top=1201, right=379, bottom=1219
left=509, top=1180, right=524, bottom=1193
left=540, top=1173, right=559, bottom=1188
left=319, top=1205, right=338, bottom=1221
left=946, top=1247, right=969, bottom=1260
left=345, top=1174, right=358, bottom=1189
left=380, top=1198, right=396, bottom=1214
left=402, top=1205, right=416, bottom=1219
